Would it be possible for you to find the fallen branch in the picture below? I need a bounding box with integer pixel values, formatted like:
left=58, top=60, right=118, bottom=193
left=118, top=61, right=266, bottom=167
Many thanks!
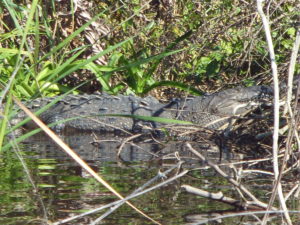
left=182, top=185, right=264, bottom=210
left=186, top=143, right=276, bottom=210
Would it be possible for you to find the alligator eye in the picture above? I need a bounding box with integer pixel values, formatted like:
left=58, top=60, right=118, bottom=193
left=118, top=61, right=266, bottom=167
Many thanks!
left=32, top=103, right=40, bottom=108
left=99, top=108, right=108, bottom=112
left=140, top=101, right=149, bottom=106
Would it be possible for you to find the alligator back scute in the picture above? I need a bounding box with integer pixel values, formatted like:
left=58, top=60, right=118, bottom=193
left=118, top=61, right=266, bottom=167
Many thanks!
left=36, top=94, right=171, bottom=132
left=174, top=96, right=231, bottom=129
left=44, top=94, right=134, bottom=131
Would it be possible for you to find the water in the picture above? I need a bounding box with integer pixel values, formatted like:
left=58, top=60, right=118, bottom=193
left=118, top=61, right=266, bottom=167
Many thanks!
left=1, top=131, right=298, bottom=224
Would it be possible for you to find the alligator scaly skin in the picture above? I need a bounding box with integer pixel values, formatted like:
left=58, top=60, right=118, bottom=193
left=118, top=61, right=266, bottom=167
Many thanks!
left=8, top=85, right=273, bottom=132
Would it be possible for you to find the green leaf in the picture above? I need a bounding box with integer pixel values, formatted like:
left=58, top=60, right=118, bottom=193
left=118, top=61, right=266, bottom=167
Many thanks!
left=281, top=39, right=293, bottom=49
left=105, top=114, right=193, bottom=125
left=286, top=27, right=296, bottom=37
left=200, top=57, right=212, bottom=65
left=16, top=83, right=34, bottom=97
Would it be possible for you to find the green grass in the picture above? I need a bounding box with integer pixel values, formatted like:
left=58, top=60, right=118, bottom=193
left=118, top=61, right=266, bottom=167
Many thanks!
left=1, top=1, right=299, bottom=98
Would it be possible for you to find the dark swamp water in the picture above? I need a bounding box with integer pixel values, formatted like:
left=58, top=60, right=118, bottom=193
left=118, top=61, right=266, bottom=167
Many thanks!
left=1, top=130, right=300, bottom=225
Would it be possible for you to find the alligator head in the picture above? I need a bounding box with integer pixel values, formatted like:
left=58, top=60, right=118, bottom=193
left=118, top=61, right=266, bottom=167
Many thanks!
left=208, top=85, right=273, bottom=117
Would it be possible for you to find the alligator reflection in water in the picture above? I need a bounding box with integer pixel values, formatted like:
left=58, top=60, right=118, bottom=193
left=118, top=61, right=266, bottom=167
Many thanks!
left=26, top=131, right=160, bottom=162
left=24, top=130, right=240, bottom=165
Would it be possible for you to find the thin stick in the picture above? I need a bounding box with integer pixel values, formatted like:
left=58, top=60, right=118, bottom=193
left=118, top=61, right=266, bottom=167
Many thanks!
left=91, top=166, right=187, bottom=225
left=256, top=1, right=291, bottom=224
left=188, top=210, right=300, bottom=225
left=284, top=28, right=300, bottom=114
left=182, top=185, right=264, bottom=210
left=117, top=133, right=142, bottom=157
left=55, top=165, right=187, bottom=224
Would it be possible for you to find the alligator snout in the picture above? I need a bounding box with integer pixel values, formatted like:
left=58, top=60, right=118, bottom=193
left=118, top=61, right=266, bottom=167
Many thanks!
left=247, top=85, right=273, bottom=101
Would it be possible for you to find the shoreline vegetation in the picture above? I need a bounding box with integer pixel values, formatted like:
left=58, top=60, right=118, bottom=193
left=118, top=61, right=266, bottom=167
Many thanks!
left=1, top=1, right=300, bottom=224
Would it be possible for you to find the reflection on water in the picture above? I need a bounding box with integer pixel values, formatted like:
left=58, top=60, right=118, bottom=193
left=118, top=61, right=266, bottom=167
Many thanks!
left=0, top=131, right=296, bottom=224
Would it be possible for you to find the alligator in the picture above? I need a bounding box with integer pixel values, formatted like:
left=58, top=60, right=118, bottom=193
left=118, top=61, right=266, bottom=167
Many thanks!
left=4, top=85, right=273, bottom=133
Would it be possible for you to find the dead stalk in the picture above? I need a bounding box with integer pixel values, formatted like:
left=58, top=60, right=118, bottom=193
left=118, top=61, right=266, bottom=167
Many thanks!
left=285, top=28, right=300, bottom=115
left=182, top=185, right=265, bottom=210
left=257, top=0, right=291, bottom=224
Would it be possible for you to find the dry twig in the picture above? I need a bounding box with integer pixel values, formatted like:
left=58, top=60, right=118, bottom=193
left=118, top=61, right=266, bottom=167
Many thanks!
left=182, top=185, right=265, bottom=210
left=185, top=143, right=275, bottom=210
